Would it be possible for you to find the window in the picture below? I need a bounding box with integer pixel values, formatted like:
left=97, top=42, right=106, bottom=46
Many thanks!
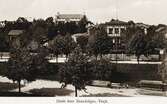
left=109, top=28, right=113, bottom=34
left=121, top=28, right=125, bottom=34
left=115, top=28, right=119, bottom=34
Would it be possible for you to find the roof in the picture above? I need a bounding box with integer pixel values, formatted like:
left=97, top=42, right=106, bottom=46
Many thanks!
left=56, top=14, right=84, bottom=20
left=72, top=33, right=89, bottom=42
left=8, top=30, right=24, bottom=36
left=105, top=19, right=128, bottom=26
left=136, top=23, right=150, bottom=29
left=156, top=27, right=166, bottom=32
left=155, top=25, right=167, bottom=33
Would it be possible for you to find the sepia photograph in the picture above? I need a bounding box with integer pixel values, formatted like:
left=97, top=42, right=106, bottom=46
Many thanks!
left=0, top=0, right=167, bottom=103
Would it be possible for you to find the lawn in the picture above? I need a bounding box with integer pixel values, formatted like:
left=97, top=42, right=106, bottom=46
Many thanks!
left=29, top=88, right=73, bottom=96
left=0, top=82, right=37, bottom=97
left=82, top=93, right=130, bottom=97
left=137, top=89, right=166, bottom=96
left=0, top=92, right=42, bottom=97
left=0, top=82, right=24, bottom=92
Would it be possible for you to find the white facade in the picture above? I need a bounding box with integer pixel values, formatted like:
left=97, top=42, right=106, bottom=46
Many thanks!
left=55, top=13, right=84, bottom=23
left=107, top=26, right=126, bottom=37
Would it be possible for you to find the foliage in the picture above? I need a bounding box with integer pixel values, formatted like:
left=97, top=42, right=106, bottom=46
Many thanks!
left=78, top=15, right=89, bottom=33
left=58, top=46, right=91, bottom=96
left=127, top=30, right=147, bottom=63
left=49, top=34, right=76, bottom=60
left=76, top=35, right=88, bottom=52
left=49, top=35, right=65, bottom=61
left=87, top=27, right=113, bottom=58
left=0, top=32, right=9, bottom=52
left=61, top=34, right=77, bottom=58
left=45, top=17, right=57, bottom=39
left=6, top=46, right=49, bottom=92
left=89, top=58, right=112, bottom=81
left=56, top=15, right=91, bottom=35
left=121, top=26, right=138, bottom=51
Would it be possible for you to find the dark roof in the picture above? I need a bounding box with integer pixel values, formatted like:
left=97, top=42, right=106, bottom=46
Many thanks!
left=136, top=23, right=150, bottom=29
left=105, top=19, right=128, bottom=26
left=8, top=30, right=24, bottom=36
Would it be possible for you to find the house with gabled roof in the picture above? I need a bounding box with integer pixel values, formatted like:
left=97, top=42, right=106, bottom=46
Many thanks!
left=8, top=30, right=24, bottom=48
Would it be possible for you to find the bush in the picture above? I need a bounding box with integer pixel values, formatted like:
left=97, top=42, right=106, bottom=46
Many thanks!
left=0, top=62, right=7, bottom=76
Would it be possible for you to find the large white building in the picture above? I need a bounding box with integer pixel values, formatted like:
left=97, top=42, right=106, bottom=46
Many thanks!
left=55, top=12, right=84, bottom=24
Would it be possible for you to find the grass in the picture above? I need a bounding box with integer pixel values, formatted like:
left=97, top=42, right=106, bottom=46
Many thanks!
left=137, top=89, right=166, bottom=96
left=29, top=88, right=73, bottom=97
left=0, top=92, right=42, bottom=97
left=0, top=82, right=24, bottom=92
left=0, top=82, right=37, bottom=97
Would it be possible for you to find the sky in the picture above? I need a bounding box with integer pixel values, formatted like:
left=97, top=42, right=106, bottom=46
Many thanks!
left=0, top=0, right=166, bottom=25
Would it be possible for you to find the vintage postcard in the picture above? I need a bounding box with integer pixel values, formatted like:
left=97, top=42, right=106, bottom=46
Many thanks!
left=0, top=0, right=166, bottom=104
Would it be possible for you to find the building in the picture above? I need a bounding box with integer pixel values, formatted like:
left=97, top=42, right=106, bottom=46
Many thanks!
left=103, top=19, right=151, bottom=53
left=55, top=12, right=84, bottom=24
left=0, top=21, right=5, bottom=28
left=105, top=19, right=129, bottom=52
left=8, top=30, right=24, bottom=48
left=72, top=33, right=89, bottom=42
left=135, top=23, right=150, bottom=35
left=155, top=25, right=167, bottom=39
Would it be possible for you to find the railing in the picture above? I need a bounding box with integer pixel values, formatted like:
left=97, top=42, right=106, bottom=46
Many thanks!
left=0, top=52, right=161, bottom=64
left=0, top=52, right=10, bottom=60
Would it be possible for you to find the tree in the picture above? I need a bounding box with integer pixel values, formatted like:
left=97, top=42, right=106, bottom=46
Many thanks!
left=78, top=15, right=89, bottom=33
left=128, top=30, right=147, bottom=64
left=87, top=27, right=113, bottom=59
left=45, top=17, right=54, bottom=25
left=121, top=25, right=137, bottom=51
left=76, top=35, right=88, bottom=52
left=62, top=34, right=77, bottom=58
left=128, top=25, right=167, bottom=64
left=50, top=35, right=64, bottom=62
left=6, top=46, right=48, bottom=93
left=45, top=17, right=57, bottom=39
left=29, top=26, right=48, bottom=45
left=15, top=17, right=32, bottom=30
left=59, top=46, right=91, bottom=97
left=89, top=58, right=112, bottom=81
left=0, top=31, right=9, bottom=52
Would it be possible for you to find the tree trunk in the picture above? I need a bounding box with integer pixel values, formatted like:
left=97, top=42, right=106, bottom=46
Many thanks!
left=116, top=53, right=118, bottom=63
left=66, top=54, right=68, bottom=60
left=100, top=54, right=102, bottom=59
left=56, top=55, right=58, bottom=63
left=95, top=55, right=98, bottom=61
left=137, top=56, right=140, bottom=64
left=75, top=86, right=78, bottom=97
left=18, top=80, right=21, bottom=93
